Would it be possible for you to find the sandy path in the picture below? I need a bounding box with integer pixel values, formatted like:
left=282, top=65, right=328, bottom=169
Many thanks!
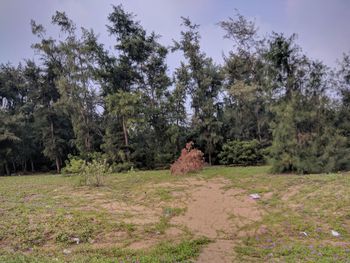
left=171, top=178, right=263, bottom=262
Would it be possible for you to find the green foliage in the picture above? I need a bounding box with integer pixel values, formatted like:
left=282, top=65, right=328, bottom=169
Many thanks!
left=173, top=18, right=223, bottom=165
left=110, top=162, right=134, bottom=173
left=269, top=94, right=350, bottom=174
left=62, top=155, right=85, bottom=175
left=2, top=6, right=350, bottom=175
left=79, top=159, right=111, bottom=187
left=218, top=139, right=265, bottom=166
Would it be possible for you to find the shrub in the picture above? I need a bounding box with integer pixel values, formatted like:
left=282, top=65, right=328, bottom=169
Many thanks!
left=110, top=162, right=134, bottom=173
left=218, top=139, right=264, bottom=166
left=170, top=141, right=204, bottom=175
left=79, top=159, right=111, bottom=187
left=62, top=155, right=85, bottom=175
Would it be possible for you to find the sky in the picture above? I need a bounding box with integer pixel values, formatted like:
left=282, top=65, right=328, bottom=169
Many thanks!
left=1, top=0, right=349, bottom=72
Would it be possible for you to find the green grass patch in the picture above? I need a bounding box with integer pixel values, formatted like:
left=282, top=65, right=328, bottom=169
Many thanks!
left=1, top=166, right=350, bottom=262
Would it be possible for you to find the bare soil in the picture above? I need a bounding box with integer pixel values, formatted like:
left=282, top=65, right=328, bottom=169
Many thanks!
left=72, top=177, right=267, bottom=261
left=168, top=178, right=264, bottom=262
left=281, top=185, right=302, bottom=201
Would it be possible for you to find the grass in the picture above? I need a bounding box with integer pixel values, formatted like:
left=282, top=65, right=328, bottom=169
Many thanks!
left=0, top=238, right=211, bottom=263
left=1, top=166, right=350, bottom=262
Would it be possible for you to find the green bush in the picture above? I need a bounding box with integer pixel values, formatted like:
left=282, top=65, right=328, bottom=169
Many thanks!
left=110, top=162, right=134, bottom=173
left=62, top=155, right=85, bottom=175
left=79, top=159, right=111, bottom=187
left=218, top=140, right=265, bottom=166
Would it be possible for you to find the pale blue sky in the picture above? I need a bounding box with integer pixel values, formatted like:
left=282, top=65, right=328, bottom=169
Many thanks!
left=1, top=0, right=349, bottom=70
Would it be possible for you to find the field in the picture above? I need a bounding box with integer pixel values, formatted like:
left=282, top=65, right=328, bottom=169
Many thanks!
left=1, top=166, right=350, bottom=262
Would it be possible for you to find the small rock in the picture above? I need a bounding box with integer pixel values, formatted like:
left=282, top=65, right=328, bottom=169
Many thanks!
left=72, top=237, right=80, bottom=244
left=63, top=249, right=72, bottom=255
left=331, top=230, right=340, bottom=237
left=249, top=193, right=261, bottom=200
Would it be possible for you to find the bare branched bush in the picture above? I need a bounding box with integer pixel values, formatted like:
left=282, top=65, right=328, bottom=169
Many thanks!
left=170, top=141, right=204, bottom=175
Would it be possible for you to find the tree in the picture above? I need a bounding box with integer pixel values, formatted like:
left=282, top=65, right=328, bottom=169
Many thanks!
left=220, top=12, right=271, bottom=143
left=101, top=5, right=174, bottom=168
left=105, top=91, right=140, bottom=161
left=0, top=112, right=20, bottom=175
left=52, top=11, right=101, bottom=156
left=173, top=17, right=223, bottom=165
left=1, top=6, right=350, bottom=175
left=267, top=37, right=350, bottom=173
left=167, top=63, right=189, bottom=156
left=30, top=19, right=74, bottom=173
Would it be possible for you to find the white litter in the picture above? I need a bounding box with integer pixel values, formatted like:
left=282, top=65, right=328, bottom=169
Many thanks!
left=249, top=193, right=261, bottom=200
left=72, top=237, right=80, bottom=244
left=331, top=230, right=340, bottom=237
left=300, top=231, right=308, bottom=237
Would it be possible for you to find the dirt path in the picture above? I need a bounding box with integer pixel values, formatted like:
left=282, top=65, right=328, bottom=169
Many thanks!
left=171, top=178, right=263, bottom=262
left=83, top=177, right=265, bottom=261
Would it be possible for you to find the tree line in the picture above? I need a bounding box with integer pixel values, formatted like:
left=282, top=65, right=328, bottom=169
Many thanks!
left=1, top=5, right=350, bottom=175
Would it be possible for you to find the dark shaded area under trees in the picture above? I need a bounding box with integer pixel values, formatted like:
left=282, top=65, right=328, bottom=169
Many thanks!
left=1, top=5, right=350, bottom=175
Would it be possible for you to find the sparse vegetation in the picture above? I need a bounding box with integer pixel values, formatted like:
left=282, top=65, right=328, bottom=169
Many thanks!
left=1, top=166, right=350, bottom=262
left=79, top=159, right=111, bottom=186
left=62, top=155, right=85, bottom=175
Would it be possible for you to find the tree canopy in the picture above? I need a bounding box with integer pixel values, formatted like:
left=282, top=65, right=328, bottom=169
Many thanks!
left=1, top=5, right=350, bottom=175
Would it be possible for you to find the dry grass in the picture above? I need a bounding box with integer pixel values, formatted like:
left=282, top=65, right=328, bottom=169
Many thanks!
left=0, top=166, right=350, bottom=262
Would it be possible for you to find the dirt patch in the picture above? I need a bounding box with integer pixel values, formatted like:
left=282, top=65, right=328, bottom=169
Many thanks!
left=100, top=202, right=161, bottom=224
left=62, top=177, right=264, bottom=260
left=128, top=239, right=159, bottom=250
left=263, top=192, right=274, bottom=199
left=196, top=240, right=235, bottom=263
left=23, top=193, right=41, bottom=202
left=172, top=179, right=262, bottom=238
left=170, top=178, right=264, bottom=262
left=165, top=227, right=184, bottom=237
left=282, top=185, right=302, bottom=201
left=237, top=224, right=269, bottom=238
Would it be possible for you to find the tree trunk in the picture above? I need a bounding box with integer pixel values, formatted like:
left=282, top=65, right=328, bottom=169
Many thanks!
left=255, top=105, right=262, bottom=142
left=55, top=157, right=61, bottom=174
left=50, top=119, right=61, bottom=174
left=122, top=116, right=130, bottom=161
left=23, top=160, right=27, bottom=173
left=5, top=162, right=10, bottom=176
left=257, top=121, right=262, bottom=142
left=208, top=152, right=212, bottom=166
left=12, top=161, right=16, bottom=173
left=30, top=159, right=35, bottom=172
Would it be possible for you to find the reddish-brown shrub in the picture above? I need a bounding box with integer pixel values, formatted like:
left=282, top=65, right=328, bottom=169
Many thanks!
left=170, top=141, right=205, bottom=175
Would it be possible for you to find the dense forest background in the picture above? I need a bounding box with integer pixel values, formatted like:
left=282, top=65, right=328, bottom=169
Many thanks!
left=1, top=5, right=350, bottom=175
